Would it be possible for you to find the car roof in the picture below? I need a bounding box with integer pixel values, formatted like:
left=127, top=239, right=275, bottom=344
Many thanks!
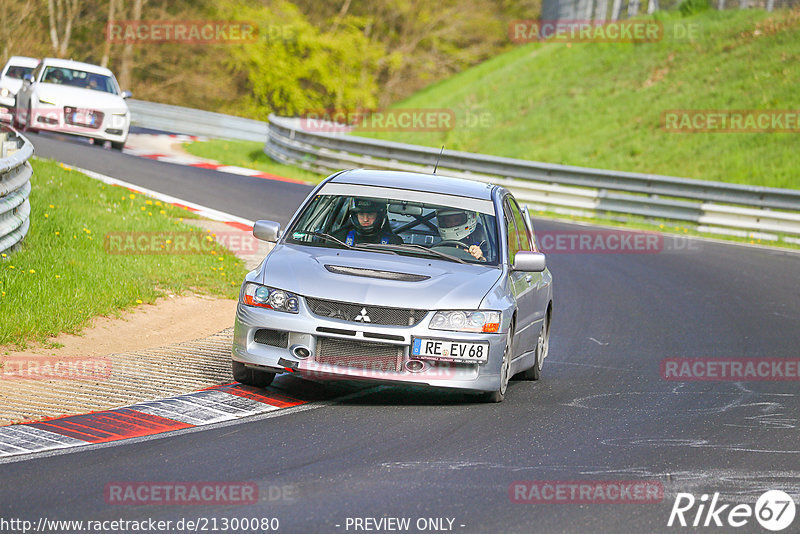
left=4, top=56, right=39, bottom=68
left=40, top=58, right=114, bottom=76
left=329, top=169, right=496, bottom=201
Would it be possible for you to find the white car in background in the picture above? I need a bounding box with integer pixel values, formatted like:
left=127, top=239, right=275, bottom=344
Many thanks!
left=0, top=56, right=39, bottom=124
left=14, top=58, right=132, bottom=150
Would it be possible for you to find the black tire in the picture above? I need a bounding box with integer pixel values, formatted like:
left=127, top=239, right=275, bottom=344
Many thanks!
left=111, top=140, right=125, bottom=151
left=232, top=361, right=275, bottom=388
left=520, top=311, right=549, bottom=381
left=480, top=326, right=513, bottom=403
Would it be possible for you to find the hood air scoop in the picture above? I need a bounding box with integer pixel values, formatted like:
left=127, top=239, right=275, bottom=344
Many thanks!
left=324, top=265, right=430, bottom=282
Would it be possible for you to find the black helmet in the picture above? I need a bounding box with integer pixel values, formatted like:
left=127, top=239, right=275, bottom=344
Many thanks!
left=349, top=197, right=386, bottom=236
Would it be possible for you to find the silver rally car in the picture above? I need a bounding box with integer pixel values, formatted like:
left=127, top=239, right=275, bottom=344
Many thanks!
left=232, top=169, right=553, bottom=402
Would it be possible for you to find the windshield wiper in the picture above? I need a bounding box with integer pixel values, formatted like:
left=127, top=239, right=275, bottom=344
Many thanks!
left=359, top=243, right=468, bottom=264
left=303, top=231, right=352, bottom=249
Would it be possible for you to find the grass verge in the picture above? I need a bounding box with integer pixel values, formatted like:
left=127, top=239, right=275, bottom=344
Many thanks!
left=358, top=9, right=800, bottom=190
left=0, top=158, right=248, bottom=348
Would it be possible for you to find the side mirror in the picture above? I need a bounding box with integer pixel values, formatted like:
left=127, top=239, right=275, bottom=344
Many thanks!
left=121, top=90, right=132, bottom=99
left=512, top=251, right=546, bottom=272
left=253, top=220, right=281, bottom=242
left=23, top=73, right=33, bottom=84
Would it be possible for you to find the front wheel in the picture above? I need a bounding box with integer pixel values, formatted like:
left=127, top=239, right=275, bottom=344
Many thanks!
left=481, top=327, right=513, bottom=403
left=520, top=312, right=549, bottom=380
left=111, top=140, right=125, bottom=151
left=232, top=361, right=275, bottom=388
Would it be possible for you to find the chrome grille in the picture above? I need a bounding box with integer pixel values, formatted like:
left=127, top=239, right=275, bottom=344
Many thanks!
left=305, top=297, right=425, bottom=326
left=315, top=337, right=403, bottom=372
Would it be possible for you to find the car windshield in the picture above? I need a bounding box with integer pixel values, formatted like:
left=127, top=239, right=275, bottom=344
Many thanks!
left=42, top=66, right=118, bottom=94
left=4, top=65, right=34, bottom=79
left=285, top=193, right=500, bottom=265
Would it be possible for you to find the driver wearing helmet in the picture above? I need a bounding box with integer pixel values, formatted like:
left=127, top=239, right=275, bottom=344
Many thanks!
left=333, top=197, right=403, bottom=246
left=436, top=208, right=486, bottom=261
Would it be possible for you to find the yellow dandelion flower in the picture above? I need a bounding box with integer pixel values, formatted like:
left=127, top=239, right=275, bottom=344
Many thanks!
left=148, top=213, right=152, bottom=216
left=136, top=299, right=142, bottom=304
left=140, top=206, right=146, bottom=211
left=211, top=251, right=217, bottom=255
left=1, top=253, right=5, bottom=257
left=218, top=257, right=223, bottom=261
left=155, top=201, right=162, bottom=206
left=44, top=213, right=49, bottom=218
left=146, top=200, right=153, bottom=205
left=8, top=265, right=14, bottom=269
left=55, top=275, right=60, bottom=279
left=55, top=232, right=60, bottom=236
left=166, top=240, right=172, bottom=244
left=1, top=291, right=5, bottom=296
left=29, top=269, right=35, bottom=274
left=205, top=236, right=213, bottom=241
left=49, top=204, right=55, bottom=209
left=129, top=194, right=136, bottom=199
left=159, top=210, right=166, bottom=215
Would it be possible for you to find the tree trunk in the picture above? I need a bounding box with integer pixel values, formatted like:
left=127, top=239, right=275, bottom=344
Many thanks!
left=119, top=0, right=143, bottom=90
left=101, top=0, right=118, bottom=68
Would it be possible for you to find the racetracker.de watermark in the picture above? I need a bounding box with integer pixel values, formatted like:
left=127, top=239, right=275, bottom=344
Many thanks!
left=537, top=229, right=664, bottom=254
left=662, top=110, right=800, bottom=133
left=509, top=19, right=701, bottom=43
left=104, top=231, right=258, bottom=255
left=298, top=108, right=460, bottom=133
left=104, top=482, right=272, bottom=505
left=0, top=357, right=111, bottom=381
left=106, top=20, right=259, bottom=44
left=661, top=358, right=800, bottom=381
left=509, top=480, right=664, bottom=503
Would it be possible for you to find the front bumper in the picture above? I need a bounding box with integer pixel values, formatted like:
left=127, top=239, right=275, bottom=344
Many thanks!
left=30, top=106, right=129, bottom=142
left=232, top=300, right=507, bottom=392
left=0, top=96, right=14, bottom=123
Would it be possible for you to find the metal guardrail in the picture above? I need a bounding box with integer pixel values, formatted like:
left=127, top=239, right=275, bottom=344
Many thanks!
left=128, top=99, right=268, bottom=142
left=265, top=115, right=800, bottom=242
left=0, top=126, right=33, bottom=254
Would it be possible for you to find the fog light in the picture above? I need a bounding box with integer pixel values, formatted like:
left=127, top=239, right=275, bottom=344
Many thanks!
left=292, top=346, right=311, bottom=359
left=405, top=360, right=425, bottom=373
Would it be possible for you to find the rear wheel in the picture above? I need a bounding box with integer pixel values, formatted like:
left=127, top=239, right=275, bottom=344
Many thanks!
left=232, top=361, right=275, bottom=388
left=521, top=312, right=549, bottom=380
left=481, top=327, right=513, bottom=403
left=111, top=140, right=125, bottom=151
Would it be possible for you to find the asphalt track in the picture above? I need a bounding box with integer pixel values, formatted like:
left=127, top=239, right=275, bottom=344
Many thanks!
left=2, top=132, right=799, bottom=533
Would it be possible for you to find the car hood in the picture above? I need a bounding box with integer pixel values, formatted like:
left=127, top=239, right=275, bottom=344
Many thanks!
left=37, top=84, right=128, bottom=112
left=257, top=244, right=502, bottom=310
left=0, top=78, right=23, bottom=95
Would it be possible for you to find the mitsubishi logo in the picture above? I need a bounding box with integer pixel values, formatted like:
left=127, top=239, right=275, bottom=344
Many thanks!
left=354, top=308, right=371, bottom=322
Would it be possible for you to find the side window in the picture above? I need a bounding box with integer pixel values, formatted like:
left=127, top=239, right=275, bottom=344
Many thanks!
left=508, top=198, right=532, bottom=252
left=32, top=64, right=43, bottom=82
left=504, top=198, right=521, bottom=265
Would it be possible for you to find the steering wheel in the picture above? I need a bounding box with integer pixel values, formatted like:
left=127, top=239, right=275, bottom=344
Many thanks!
left=434, top=239, right=470, bottom=249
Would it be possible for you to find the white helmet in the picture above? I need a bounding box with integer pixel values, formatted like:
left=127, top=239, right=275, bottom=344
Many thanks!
left=436, top=209, right=478, bottom=241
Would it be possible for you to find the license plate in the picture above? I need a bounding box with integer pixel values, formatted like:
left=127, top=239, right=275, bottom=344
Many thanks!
left=71, top=110, right=95, bottom=126
left=412, top=338, right=489, bottom=363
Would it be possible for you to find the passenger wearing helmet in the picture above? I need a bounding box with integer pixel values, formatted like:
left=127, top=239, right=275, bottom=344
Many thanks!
left=436, top=208, right=486, bottom=261
left=333, top=197, right=403, bottom=245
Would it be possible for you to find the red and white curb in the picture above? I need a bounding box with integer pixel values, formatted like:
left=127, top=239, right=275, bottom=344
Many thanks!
left=123, top=133, right=307, bottom=185
left=0, top=384, right=308, bottom=459
left=73, top=165, right=257, bottom=232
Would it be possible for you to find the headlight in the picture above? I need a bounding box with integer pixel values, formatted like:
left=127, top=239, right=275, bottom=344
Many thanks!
left=429, top=311, right=501, bottom=333
left=0, top=88, right=10, bottom=98
left=242, top=282, right=299, bottom=314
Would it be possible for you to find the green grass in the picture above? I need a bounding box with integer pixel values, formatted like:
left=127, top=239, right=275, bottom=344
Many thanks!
left=358, top=10, right=800, bottom=190
left=182, top=139, right=325, bottom=184
left=0, top=159, right=248, bottom=348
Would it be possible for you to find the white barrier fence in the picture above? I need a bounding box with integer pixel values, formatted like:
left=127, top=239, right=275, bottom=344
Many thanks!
left=265, top=115, right=800, bottom=243
left=0, top=127, right=33, bottom=254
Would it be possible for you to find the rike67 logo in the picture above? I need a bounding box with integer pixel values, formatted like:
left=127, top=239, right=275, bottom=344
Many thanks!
left=668, top=490, right=796, bottom=531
